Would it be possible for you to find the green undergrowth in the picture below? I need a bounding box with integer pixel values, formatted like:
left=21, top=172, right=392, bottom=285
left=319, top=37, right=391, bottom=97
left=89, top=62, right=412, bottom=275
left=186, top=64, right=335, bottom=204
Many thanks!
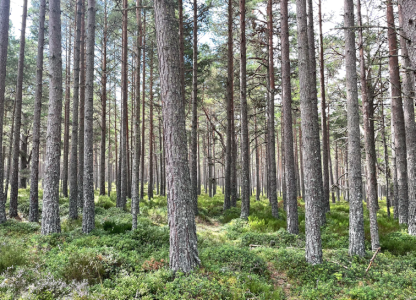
left=0, top=188, right=415, bottom=299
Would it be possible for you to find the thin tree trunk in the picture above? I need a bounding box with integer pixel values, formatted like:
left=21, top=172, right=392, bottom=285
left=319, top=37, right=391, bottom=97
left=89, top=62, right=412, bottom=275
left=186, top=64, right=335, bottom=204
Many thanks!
left=380, top=100, right=390, bottom=217
left=345, top=0, right=365, bottom=256
left=387, top=0, right=408, bottom=224
left=307, top=0, right=326, bottom=225
left=9, top=0, right=28, bottom=218
left=154, top=0, right=200, bottom=272
left=296, top=0, right=323, bottom=264
left=82, top=0, right=96, bottom=233
left=62, top=23, right=72, bottom=198
left=224, top=0, right=233, bottom=210
left=267, top=0, right=278, bottom=218
left=29, top=0, right=46, bottom=222
left=190, top=0, right=198, bottom=214
left=255, top=110, right=260, bottom=201
left=119, top=0, right=128, bottom=209
left=78, top=0, right=86, bottom=210
left=318, top=0, right=329, bottom=212
left=281, top=0, right=298, bottom=234
left=99, top=0, right=107, bottom=196
left=132, top=0, right=142, bottom=229
left=0, top=0, right=11, bottom=224
left=41, top=0, right=63, bottom=234
left=357, top=0, right=379, bottom=250
left=148, top=41, right=154, bottom=199
left=239, top=0, right=250, bottom=219
left=140, top=12, right=147, bottom=200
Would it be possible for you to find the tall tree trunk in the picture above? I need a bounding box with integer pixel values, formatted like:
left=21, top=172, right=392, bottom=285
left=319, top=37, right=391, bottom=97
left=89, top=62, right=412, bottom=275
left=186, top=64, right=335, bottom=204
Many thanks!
left=398, top=0, right=416, bottom=234
left=82, top=0, right=96, bottom=233
left=69, top=0, right=82, bottom=219
left=239, top=0, right=250, bottom=219
left=307, top=0, right=326, bottom=224
left=148, top=41, right=154, bottom=199
left=318, top=0, right=329, bottom=212
left=29, top=0, right=46, bottom=222
left=63, top=23, right=72, bottom=198
left=267, top=0, right=278, bottom=218
left=154, top=0, right=200, bottom=272
left=224, top=0, right=234, bottom=210
left=296, top=0, right=323, bottom=264
left=387, top=0, right=408, bottom=224
left=140, top=12, right=147, bottom=200
left=380, top=100, right=391, bottom=217
left=281, top=0, right=298, bottom=234
left=178, top=0, right=185, bottom=105
left=255, top=110, right=260, bottom=201
left=190, top=0, right=198, bottom=214
left=0, top=0, right=11, bottom=223
left=119, top=0, right=129, bottom=210
left=344, top=0, right=365, bottom=256
left=357, top=0, right=379, bottom=250
left=9, top=0, right=28, bottom=218
left=78, top=0, right=86, bottom=210
left=41, top=0, right=63, bottom=234
left=99, top=0, right=107, bottom=196
left=132, top=0, right=142, bottom=229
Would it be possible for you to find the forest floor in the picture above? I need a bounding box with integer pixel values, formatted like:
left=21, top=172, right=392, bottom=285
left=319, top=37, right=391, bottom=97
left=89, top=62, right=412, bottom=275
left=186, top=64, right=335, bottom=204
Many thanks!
left=1, top=188, right=416, bottom=299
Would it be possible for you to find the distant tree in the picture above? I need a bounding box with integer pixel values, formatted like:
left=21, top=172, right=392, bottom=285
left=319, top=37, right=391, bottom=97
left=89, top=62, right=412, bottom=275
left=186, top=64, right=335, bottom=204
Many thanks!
left=29, top=0, right=46, bottom=223
left=9, top=0, right=28, bottom=218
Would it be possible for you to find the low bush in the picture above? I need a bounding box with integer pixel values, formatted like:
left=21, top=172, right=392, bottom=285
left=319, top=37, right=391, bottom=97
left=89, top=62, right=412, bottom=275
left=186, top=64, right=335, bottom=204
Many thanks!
left=96, top=195, right=115, bottom=209
left=201, top=245, right=266, bottom=274
left=0, top=243, right=27, bottom=273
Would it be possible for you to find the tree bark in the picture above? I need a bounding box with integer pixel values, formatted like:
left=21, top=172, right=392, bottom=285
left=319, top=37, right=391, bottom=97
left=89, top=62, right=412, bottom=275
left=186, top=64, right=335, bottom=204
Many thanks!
left=9, top=0, right=28, bottom=218
left=41, top=0, right=63, bottom=234
left=318, top=0, right=329, bottom=212
left=0, top=0, right=10, bottom=224
left=281, top=0, right=298, bottom=234
left=307, top=0, right=326, bottom=224
left=62, top=23, right=71, bottom=198
left=82, top=0, right=96, bottom=233
left=99, top=0, right=108, bottom=196
left=398, top=0, right=416, bottom=233
left=29, top=0, right=46, bottom=222
left=357, top=0, right=379, bottom=250
left=190, top=0, right=198, bottom=214
left=296, top=0, right=323, bottom=264
left=344, top=0, right=365, bottom=256
left=132, top=0, right=142, bottom=229
left=401, top=1, right=416, bottom=70
left=224, top=0, right=234, bottom=210
left=148, top=41, right=154, bottom=199
left=154, top=0, right=200, bottom=272
left=69, top=0, right=83, bottom=219
left=239, top=0, right=250, bottom=219
left=140, top=13, right=147, bottom=201
left=387, top=0, right=408, bottom=224
left=78, top=0, right=86, bottom=210
left=267, top=0, right=278, bottom=218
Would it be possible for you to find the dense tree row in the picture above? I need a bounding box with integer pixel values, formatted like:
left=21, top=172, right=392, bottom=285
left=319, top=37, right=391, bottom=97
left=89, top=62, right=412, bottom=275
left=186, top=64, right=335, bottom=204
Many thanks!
left=0, top=0, right=416, bottom=272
